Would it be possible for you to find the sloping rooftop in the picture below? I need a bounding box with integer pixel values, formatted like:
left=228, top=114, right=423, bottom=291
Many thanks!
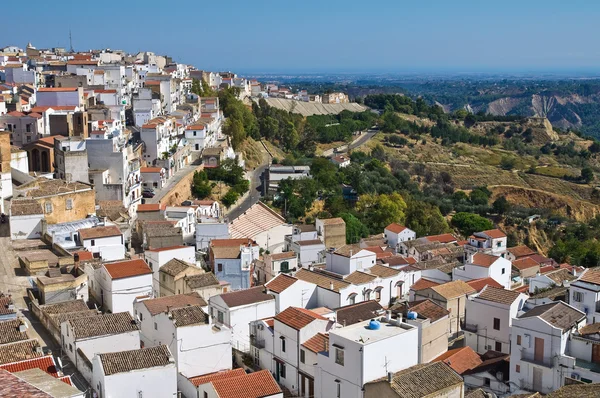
left=184, top=273, right=220, bottom=289
left=0, top=355, right=59, bottom=378
left=392, top=299, right=450, bottom=322
left=39, top=299, right=88, bottom=315
left=545, top=268, right=577, bottom=285
left=142, top=292, right=207, bottom=316
left=579, top=323, right=600, bottom=336
left=16, top=178, right=91, bottom=198
left=0, top=369, right=51, bottom=397
left=476, top=286, right=523, bottom=305
left=0, top=319, right=29, bottom=345
left=210, top=369, right=282, bottom=398
left=189, top=368, right=246, bottom=387
left=409, top=278, right=440, bottom=291
left=434, top=346, right=483, bottom=375
left=546, top=383, right=600, bottom=398
left=169, top=305, right=208, bottom=327
left=12, top=368, right=81, bottom=397
left=68, top=312, right=138, bottom=339
left=265, top=273, right=297, bottom=293
left=103, top=259, right=152, bottom=280
left=385, top=223, right=408, bottom=234
left=508, top=245, right=537, bottom=258
left=229, top=202, right=286, bottom=240
left=210, top=238, right=256, bottom=259
left=470, top=253, right=500, bottom=268
left=344, top=271, right=377, bottom=284
left=294, top=269, right=350, bottom=292
left=368, top=264, right=400, bottom=278
left=480, top=229, right=507, bottom=239
left=269, top=251, right=296, bottom=261
left=376, top=361, right=463, bottom=398
left=10, top=199, right=43, bottom=216
left=99, top=345, right=173, bottom=376
left=513, top=257, right=540, bottom=270
left=160, top=258, right=194, bottom=277
left=78, top=225, right=121, bottom=241
left=218, top=286, right=274, bottom=308
left=317, top=217, right=345, bottom=225
left=335, top=300, right=384, bottom=326
left=466, top=277, right=503, bottom=292
left=430, top=280, right=477, bottom=300
left=274, top=307, right=327, bottom=330
left=302, top=332, right=329, bottom=354
left=425, top=233, right=457, bottom=244
left=0, top=340, right=43, bottom=365
left=519, top=301, right=585, bottom=331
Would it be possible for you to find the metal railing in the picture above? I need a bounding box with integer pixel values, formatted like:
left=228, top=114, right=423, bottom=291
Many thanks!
left=463, top=323, right=478, bottom=333
left=250, top=336, right=265, bottom=349
left=520, top=351, right=554, bottom=368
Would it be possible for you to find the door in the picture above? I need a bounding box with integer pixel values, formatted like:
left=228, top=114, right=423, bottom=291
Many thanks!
left=308, top=378, right=314, bottom=398
left=532, top=367, right=543, bottom=392
left=300, top=374, right=306, bottom=396
left=495, top=341, right=502, bottom=352
left=593, top=344, right=600, bottom=364
left=534, top=337, right=544, bottom=363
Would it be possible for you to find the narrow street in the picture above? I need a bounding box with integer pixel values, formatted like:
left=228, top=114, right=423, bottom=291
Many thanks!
left=146, top=161, right=201, bottom=204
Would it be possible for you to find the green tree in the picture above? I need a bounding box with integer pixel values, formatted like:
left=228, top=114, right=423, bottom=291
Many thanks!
left=223, top=118, right=245, bottom=150
left=405, top=201, right=449, bottom=237
left=371, top=144, right=386, bottom=161
left=221, top=190, right=239, bottom=208
left=191, top=170, right=212, bottom=199
left=340, top=213, right=370, bottom=244
left=492, top=197, right=511, bottom=215
left=451, top=212, right=494, bottom=236
left=500, top=155, right=516, bottom=170
left=581, top=167, right=594, bottom=183
left=469, top=189, right=490, bottom=206
left=356, top=193, right=407, bottom=234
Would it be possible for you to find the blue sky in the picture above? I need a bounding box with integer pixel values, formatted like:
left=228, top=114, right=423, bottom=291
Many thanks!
left=4, top=0, right=600, bottom=73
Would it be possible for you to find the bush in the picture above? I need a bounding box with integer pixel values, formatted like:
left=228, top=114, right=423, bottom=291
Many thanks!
left=451, top=212, right=494, bottom=237
left=221, top=190, right=239, bottom=208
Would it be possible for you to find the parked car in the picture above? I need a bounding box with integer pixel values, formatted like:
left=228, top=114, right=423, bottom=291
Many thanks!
left=142, top=191, right=155, bottom=198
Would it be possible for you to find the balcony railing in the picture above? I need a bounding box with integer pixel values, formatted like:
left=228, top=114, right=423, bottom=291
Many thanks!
left=520, top=351, right=554, bottom=368
left=575, top=358, right=600, bottom=374
left=250, top=336, right=265, bottom=349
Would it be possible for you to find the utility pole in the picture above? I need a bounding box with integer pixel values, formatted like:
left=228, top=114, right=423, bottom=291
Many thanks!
left=69, top=29, right=74, bottom=53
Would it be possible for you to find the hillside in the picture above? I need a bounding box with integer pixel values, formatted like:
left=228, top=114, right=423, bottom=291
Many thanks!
left=261, top=98, right=367, bottom=116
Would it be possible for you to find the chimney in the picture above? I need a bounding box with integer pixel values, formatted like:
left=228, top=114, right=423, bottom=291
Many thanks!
left=330, top=282, right=334, bottom=290
left=387, top=372, right=393, bottom=383
left=385, top=310, right=392, bottom=322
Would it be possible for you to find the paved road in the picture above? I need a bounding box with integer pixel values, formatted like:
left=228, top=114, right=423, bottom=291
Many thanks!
left=147, top=162, right=201, bottom=204
left=349, top=129, right=378, bottom=150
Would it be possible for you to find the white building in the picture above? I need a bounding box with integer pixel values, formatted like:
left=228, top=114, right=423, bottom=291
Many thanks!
left=509, top=301, right=590, bottom=394
left=250, top=307, right=332, bottom=396
left=92, top=345, right=177, bottom=398
left=209, top=286, right=276, bottom=352
left=210, top=238, right=260, bottom=290
left=36, top=87, right=83, bottom=108
left=164, top=206, right=197, bottom=244
left=453, top=252, right=512, bottom=289
left=315, top=316, right=419, bottom=398
left=256, top=251, right=298, bottom=284
left=384, top=223, right=416, bottom=253
left=569, top=268, right=600, bottom=324
left=61, top=312, right=140, bottom=383
left=464, top=286, right=528, bottom=355
left=136, top=301, right=230, bottom=378
left=181, top=368, right=282, bottom=398
left=289, top=239, right=326, bottom=267
left=324, top=244, right=377, bottom=276
left=195, top=218, right=229, bottom=251
left=77, top=225, right=125, bottom=261
left=185, top=123, right=214, bottom=152
left=94, top=259, right=153, bottom=315
left=464, top=229, right=508, bottom=258
left=144, top=245, right=196, bottom=296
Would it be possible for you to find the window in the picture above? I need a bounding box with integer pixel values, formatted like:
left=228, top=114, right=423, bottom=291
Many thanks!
left=69, top=343, right=73, bottom=352
left=573, top=291, right=584, bottom=302
left=217, top=263, right=223, bottom=272
left=375, top=287, right=382, bottom=302
left=517, top=335, right=521, bottom=345
left=363, top=289, right=371, bottom=301
left=495, top=341, right=502, bottom=352
left=90, top=239, right=95, bottom=247
left=139, top=313, right=143, bottom=321
left=497, top=241, right=502, bottom=247
left=484, top=377, right=490, bottom=386
left=300, top=349, right=305, bottom=364
left=217, top=311, right=223, bottom=324
left=493, top=318, right=500, bottom=331
left=154, top=322, right=157, bottom=330
left=280, top=363, right=286, bottom=378
left=204, top=393, right=208, bottom=398
left=516, top=364, right=520, bottom=373
left=162, top=274, right=166, bottom=282
left=66, top=199, right=73, bottom=210
left=280, top=261, right=289, bottom=273
left=45, top=202, right=53, bottom=214
left=347, top=293, right=356, bottom=305
left=337, top=382, right=341, bottom=398
left=501, top=268, right=506, bottom=275
left=335, top=348, right=344, bottom=366
left=281, top=337, right=286, bottom=352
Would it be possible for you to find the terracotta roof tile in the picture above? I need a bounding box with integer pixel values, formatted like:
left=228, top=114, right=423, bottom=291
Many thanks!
left=218, top=286, right=274, bottom=308
left=0, top=355, right=59, bottom=378
left=481, top=229, right=506, bottom=239
left=579, top=268, right=600, bottom=285
left=513, top=257, right=540, bottom=270
left=466, top=277, right=502, bottom=292
left=184, top=273, right=220, bottom=289
left=294, top=269, right=350, bottom=292
left=142, top=293, right=207, bottom=316
left=425, top=233, right=457, bottom=244
left=140, top=167, right=163, bottom=173
left=476, top=286, right=524, bottom=305
left=0, top=340, right=43, bottom=365
left=37, top=87, right=78, bottom=92
left=369, top=264, right=400, bottom=278
left=78, top=225, right=121, bottom=240
left=159, top=259, right=194, bottom=277
left=430, top=280, right=477, bottom=299
left=274, top=307, right=327, bottom=330
left=507, top=245, right=537, bottom=258
left=103, top=259, right=152, bottom=280
left=68, top=312, right=138, bottom=339
left=335, top=300, right=383, bottom=326
left=169, top=305, right=208, bottom=327
left=519, top=301, right=585, bottom=331
left=99, top=346, right=172, bottom=376
left=144, top=245, right=187, bottom=252
left=344, top=271, right=377, bottom=284
left=189, top=368, right=245, bottom=387
left=385, top=223, right=408, bottom=234
left=0, top=319, right=29, bottom=345
left=383, top=362, right=463, bottom=398
left=302, top=332, right=329, bottom=353
left=136, top=204, right=161, bottom=212
left=211, top=369, right=281, bottom=398
left=265, top=274, right=297, bottom=293
left=269, top=251, right=296, bottom=261
left=434, top=346, right=483, bottom=375
left=410, top=278, right=440, bottom=291
left=0, top=369, right=51, bottom=397
left=579, top=323, right=600, bottom=336
left=470, top=253, right=500, bottom=268
left=392, top=299, right=449, bottom=322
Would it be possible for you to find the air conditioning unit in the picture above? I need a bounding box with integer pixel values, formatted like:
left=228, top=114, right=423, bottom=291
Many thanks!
left=571, top=373, right=581, bottom=381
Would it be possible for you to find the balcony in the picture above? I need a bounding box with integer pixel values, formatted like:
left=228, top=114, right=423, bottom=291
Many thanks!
left=250, top=336, right=265, bottom=349
left=575, top=358, right=600, bottom=374
left=520, top=351, right=554, bottom=368
left=463, top=323, right=478, bottom=333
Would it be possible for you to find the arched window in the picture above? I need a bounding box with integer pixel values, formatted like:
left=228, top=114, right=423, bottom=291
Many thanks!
left=374, top=286, right=383, bottom=302
left=280, top=261, right=289, bottom=273
left=363, top=289, right=372, bottom=301
left=347, top=293, right=357, bottom=305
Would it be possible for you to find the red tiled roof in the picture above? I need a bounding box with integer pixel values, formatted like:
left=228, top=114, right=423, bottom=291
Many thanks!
left=471, top=253, right=499, bottom=268
left=189, top=368, right=246, bottom=387
left=481, top=229, right=506, bottom=239
left=386, top=223, right=408, bottom=234
left=507, top=245, right=537, bottom=258
left=0, top=356, right=59, bottom=378
left=579, top=268, right=600, bottom=285
left=103, top=259, right=152, bottom=280
left=434, top=346, right=483, bottom=375
left=95, top=89, right=117, bottom=94
left=410, top=278, right=440, bottom=291
left=467, top=277, right=502, bottom=292
left=265, top=274, right=297, bottom=293
left=137, top=204, right=161, bottom=212
left=513, top=257, right=540, bottom=271
left=37, top=87, right=78, bottom=92
left=211, top=369, right=282, bottom=398
left=78, top=225, right=122, bottom=240
left=363, top=246, right=394, bottom=259
left=140, top=167, right=163, bottom=173
left=539, top=265, right=556, bottom=274
left=28, top=106, right=53, bottom=113
left=75, top=251, right=93, bottom=261
left=425, top=233, right=457, bottom=244
left=302, top=332, right=329, bottom=353
left=274, top=307, right=327, bottom=330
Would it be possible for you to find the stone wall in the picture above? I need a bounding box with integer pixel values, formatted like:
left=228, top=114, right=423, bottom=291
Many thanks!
left=159, top=164, right=204, bottom=206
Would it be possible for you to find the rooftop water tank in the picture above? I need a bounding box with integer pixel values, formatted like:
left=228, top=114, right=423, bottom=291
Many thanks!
left=407, top=311, right=418, bottom=320
left=368, top=319, right=380, bottom=330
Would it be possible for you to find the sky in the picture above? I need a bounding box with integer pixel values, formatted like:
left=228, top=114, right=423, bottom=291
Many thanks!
left=4, top=0, right=600, bottom=74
